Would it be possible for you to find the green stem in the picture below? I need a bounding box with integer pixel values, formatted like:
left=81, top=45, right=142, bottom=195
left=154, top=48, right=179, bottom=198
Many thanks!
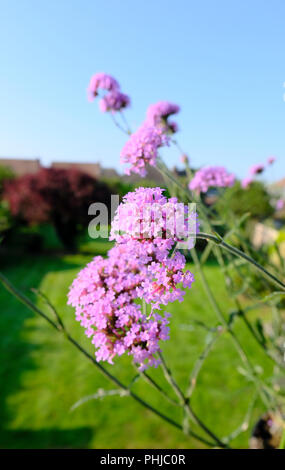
left=190, top=249, right=272, bottom=410
left=233, top=297, right=285, bottom=369
left=159, top=156, right=285, bottom=292
left=156, top=159, right=191, bottom=200
left=213, top=247, right=285, bottom=370
left=158, top=162, right=279, bottom=414
left=196, top=232, right=285, bottom=292
left=0, top=271, right=215, bottom=448
left=186, top=332, right=221, bottom=399
left=135, top=366, right=180, bottom=407
left=158, top=161, right=280, bottom=409
left=158, top=351, right=228, bottom=448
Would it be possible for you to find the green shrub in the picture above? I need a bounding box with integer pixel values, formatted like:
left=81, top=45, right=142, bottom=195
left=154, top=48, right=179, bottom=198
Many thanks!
left=0, top=165, right=15, bottom=193
left=216, top=181, right=274, bottom=221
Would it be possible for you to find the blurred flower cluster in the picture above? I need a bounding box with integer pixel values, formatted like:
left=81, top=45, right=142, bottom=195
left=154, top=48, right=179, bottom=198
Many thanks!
left=188, top=166, right=235, bottom=193
left=87, top=72, right=130, bottom=112
left=242, top=157, right=276, bottom=189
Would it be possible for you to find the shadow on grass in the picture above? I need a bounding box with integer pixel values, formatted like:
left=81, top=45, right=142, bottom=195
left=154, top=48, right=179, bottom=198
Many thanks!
left=0, top=252, right=94, bottom=449
left=0, top=428, right=93, bottom=449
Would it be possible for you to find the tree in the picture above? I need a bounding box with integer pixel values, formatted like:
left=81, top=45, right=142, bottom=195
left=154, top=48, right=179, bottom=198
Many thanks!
left=3, top=168, right=111, bottom=250
left=0, top=165, right=14, bottom=194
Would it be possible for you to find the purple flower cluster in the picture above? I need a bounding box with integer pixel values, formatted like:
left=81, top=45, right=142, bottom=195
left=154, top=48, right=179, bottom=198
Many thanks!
left=249, top=164, right=265, bottom=176
left=88, top=73, right=119, bottom=97
left=68, top=188, right=196, bottom=371
left=68, top=243, right=170, bottom=370
left=189, top=166, right=235, bottom=193
left=241, top=157, right=276, bottom=189
left=120, top=125, right=169, bottom=176
left=87, top=72, right=130, bottom=113
left=120, top=100, right=180, bottom=176
left=146, top=101, right=180, bottom=134
left=110, top=186, right=199, bottom=249
left=99, top=91, right=130, bottom=112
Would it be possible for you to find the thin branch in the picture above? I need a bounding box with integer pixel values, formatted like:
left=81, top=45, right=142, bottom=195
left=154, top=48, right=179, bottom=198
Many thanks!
left=0, top=271, right=215, bottom=447
left=110, top=113, right=129, bottom=135
left=158, top=351, right=185, bottom=404
left=222, top=392, right=258, bottom=444
left=0, top=273, right=60, bottom=331
left=196, top=232, right=285, bottom=292
left=186, top=332, right=221, bottom=399
left=31, top=288, right=65, bottom=330
left=158, top=350, right=228, bottom=448
left=190, top=248, right=273, bottom=411
left=70, top=388, right=129, bottom=411
left=135, top=366, right=180, bottom=407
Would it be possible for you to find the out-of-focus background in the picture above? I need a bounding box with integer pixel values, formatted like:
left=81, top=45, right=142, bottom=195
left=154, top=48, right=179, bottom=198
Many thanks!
left=0, top=0, right=285, bottom=449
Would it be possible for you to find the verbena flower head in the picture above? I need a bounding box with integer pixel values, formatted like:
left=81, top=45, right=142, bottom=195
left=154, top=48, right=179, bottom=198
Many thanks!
left=87, top=73, right=119, bottom=99
left=120, top=125, right=169, bottom=176
left=68, top=238, right=194, bottom=371
left=146, top=101, right=180, bottom=134
left=189, top=166, right=235, bottom=193
left=68, top=244, right=170, bottom=371
left=99, top=91, right=130, bottom=112
left=68, top=188, right=196, bottom=370
left=87, top=72, right=130, bottom=112
left=249, top=163, right=265, bottom=176
left=243, top=158, right=274, bottom=188
left=135, top=240, right=195, bottom=309
left=110, top=187, right=199, bottom=249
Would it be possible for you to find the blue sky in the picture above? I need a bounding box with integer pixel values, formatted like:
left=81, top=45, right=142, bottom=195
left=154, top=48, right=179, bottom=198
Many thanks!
left=0, top=0, right=284, bottom=181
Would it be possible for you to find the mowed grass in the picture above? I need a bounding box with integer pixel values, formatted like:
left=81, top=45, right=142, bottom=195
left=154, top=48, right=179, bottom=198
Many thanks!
left=0, top=240, right=274, bottom=449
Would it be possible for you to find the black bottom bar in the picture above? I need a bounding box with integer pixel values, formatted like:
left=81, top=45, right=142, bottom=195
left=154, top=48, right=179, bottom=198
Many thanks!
left=0, top=448, right=283, bottom=466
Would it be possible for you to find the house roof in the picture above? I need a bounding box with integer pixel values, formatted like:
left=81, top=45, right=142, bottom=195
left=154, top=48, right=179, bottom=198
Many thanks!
left=0, top=158, right=41, bottom=176
left=51, top=161, right=101, bottom=178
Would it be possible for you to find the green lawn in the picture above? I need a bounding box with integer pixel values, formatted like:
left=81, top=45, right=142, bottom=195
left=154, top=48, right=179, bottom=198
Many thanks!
left=0, top=240, right=274, bottom=449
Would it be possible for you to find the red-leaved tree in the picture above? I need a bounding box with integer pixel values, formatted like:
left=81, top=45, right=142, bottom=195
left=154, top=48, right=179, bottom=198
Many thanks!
left=4, top=168, right=111, bottom=250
